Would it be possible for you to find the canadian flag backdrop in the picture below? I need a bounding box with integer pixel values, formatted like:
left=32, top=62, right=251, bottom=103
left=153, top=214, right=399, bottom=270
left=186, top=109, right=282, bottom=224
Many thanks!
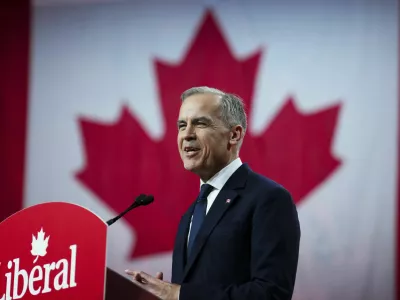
left=1, top=0, right=398, bottom=299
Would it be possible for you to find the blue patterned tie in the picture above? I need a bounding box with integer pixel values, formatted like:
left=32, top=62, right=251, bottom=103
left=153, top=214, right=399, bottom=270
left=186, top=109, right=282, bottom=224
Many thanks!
left=187, top=183, right=214, bottom=258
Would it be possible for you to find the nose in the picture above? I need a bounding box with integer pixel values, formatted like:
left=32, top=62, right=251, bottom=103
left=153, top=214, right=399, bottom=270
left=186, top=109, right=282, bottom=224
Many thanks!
left=182, top=124, right=196, bottom=141
left=184, top=133, right=196, bottom=142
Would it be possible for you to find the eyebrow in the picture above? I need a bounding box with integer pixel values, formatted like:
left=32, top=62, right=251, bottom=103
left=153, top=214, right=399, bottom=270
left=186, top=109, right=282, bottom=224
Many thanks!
left=177, top=116, right=212, bottom=126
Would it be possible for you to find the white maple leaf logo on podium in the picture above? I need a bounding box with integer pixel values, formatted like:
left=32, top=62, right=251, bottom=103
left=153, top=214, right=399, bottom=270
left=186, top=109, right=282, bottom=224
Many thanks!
left=31, top=228, right=50, bottom=263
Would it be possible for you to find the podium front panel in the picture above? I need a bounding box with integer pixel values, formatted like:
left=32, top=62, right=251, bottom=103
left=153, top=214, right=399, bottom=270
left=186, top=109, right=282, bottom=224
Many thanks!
left=0, top=202, right=107, bottom=300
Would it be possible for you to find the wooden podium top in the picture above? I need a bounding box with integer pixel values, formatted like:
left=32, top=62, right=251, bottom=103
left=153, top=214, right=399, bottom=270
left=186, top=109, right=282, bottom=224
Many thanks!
left=106, top=268, right=159, bottom=300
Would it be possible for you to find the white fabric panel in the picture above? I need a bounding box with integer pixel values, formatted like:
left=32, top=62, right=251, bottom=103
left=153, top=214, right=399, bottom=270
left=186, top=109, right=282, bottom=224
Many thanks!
left=26, top=1, right=398, bottom=299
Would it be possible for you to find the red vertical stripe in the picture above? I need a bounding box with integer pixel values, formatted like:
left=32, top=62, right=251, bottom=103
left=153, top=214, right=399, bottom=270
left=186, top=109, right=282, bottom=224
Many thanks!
left=0, top=1, right=30, bottom=221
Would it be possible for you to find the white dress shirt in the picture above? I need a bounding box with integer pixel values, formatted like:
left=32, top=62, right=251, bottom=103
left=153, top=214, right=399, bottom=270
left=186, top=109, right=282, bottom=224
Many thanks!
left=187, top=157, right=243, bottom=242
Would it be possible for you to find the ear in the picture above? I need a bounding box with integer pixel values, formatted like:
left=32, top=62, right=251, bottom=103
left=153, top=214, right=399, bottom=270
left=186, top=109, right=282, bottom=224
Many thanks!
left=229, top=125, right=244, bottom=146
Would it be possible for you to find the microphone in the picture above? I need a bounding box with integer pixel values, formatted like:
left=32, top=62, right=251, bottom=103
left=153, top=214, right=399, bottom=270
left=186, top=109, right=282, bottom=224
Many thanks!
left=106, top=194, right=154, bottom=226
left=136, top=194, right=154, bottom=206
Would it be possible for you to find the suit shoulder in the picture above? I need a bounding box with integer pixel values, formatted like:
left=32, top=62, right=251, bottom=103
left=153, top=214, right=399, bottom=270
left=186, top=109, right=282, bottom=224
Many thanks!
left=245, top=170, right=299, bottom=227
left=245, top=169, right=293, bottom=202
left=240, top=166, right=300, bottom=233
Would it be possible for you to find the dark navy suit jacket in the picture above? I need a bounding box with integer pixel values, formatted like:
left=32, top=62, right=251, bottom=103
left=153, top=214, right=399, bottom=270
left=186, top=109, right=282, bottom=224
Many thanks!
left=171, top=163, right=301, bottom=300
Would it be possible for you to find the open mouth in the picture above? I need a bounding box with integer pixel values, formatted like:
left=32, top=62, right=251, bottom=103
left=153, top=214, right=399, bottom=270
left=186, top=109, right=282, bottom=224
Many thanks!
left=184, top=146, right=200, bottom=154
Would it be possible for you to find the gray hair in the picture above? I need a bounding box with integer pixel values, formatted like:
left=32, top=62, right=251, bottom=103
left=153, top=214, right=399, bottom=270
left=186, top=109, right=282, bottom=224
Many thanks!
left=180, top=86, right=248, bottom=135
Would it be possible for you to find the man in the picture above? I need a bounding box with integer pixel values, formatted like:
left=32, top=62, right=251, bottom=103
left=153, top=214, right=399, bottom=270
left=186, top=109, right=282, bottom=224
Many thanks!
left=126, top=87, right=301, bottom=300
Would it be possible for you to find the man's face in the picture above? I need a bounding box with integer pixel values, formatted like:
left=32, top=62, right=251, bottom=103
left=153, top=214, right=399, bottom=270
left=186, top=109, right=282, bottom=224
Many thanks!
left=177, top=93, right=233, bottom=180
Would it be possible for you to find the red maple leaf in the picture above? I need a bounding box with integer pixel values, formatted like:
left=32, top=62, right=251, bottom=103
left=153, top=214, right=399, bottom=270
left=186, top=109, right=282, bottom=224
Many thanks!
left=75, top=10, right=342, bottom=259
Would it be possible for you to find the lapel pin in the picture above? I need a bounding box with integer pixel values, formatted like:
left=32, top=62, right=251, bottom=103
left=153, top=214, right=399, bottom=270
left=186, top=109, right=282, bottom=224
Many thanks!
left=226, top=199, right=231, bottom=204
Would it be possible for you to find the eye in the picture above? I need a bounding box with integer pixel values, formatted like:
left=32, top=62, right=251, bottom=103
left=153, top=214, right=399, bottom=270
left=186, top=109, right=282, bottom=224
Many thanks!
left=178, top=124, right=186, bottom=130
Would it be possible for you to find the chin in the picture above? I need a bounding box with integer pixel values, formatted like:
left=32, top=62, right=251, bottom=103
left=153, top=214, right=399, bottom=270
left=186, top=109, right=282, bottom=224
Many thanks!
left=183, top=162, right=196, bottom=171
left=183, top=160, right=200, bottom=172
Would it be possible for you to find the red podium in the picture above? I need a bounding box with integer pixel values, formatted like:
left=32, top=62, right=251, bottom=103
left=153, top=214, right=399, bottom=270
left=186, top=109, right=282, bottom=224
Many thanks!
left=0, top=202, right=158, bottom=300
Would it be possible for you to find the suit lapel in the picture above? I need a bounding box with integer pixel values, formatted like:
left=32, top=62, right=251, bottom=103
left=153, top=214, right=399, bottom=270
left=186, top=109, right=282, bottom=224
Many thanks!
left=182, top=164, right=250, bottom=281
left=173, top=203, right=195, bottom=283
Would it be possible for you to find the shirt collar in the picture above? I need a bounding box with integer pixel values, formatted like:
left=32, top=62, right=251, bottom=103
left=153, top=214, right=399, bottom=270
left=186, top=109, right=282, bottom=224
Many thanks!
left=200, top=157, right=243, bottom=190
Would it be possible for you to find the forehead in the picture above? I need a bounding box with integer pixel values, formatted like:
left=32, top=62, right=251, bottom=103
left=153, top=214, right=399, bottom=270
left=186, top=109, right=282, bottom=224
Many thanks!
left=178, top=93, right=222, bottom=119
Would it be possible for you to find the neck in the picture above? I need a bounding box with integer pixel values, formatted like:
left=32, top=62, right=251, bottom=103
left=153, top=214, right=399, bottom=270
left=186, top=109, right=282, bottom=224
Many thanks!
left=199, top=155, right=238, bottom=182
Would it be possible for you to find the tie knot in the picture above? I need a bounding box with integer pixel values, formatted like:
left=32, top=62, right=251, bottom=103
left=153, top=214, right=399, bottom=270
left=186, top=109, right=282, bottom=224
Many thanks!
left=198, top=183, right=213, bottom=202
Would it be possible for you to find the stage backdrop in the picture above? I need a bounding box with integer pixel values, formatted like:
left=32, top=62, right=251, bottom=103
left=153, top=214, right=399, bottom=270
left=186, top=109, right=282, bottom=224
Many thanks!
left=17, top=0, right=399, bottom=299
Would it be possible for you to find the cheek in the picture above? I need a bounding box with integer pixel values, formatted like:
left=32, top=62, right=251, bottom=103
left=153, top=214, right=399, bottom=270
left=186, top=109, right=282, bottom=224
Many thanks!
left=213, top=135, right=230, bottom=153
left=202, top=135, right=225, bottom=156
left=177, top=133, right=183, bottom=147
